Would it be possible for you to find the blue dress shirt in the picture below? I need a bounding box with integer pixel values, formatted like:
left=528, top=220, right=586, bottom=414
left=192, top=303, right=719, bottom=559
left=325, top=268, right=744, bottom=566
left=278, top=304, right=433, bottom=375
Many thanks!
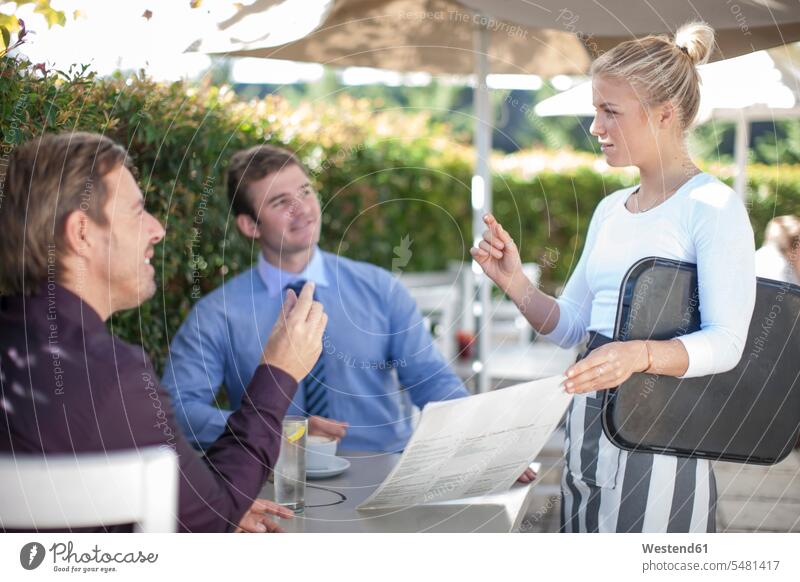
left=162, top=247, right=468, bottom=452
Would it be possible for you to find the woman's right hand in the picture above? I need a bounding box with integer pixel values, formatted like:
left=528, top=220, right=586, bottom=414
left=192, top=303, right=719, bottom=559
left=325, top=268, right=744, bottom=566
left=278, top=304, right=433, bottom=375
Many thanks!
left=469, top=214, right=524, bottom=293
left=261, top=281, right=328, bottom=382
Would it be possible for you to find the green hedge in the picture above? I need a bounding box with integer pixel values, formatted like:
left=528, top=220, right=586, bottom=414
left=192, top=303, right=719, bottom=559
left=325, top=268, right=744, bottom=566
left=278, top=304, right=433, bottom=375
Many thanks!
left=1, top=58, right=798, bottom=372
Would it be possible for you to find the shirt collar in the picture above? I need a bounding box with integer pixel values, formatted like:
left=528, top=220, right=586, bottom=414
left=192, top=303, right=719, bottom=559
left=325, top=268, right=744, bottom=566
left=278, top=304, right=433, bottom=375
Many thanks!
left=257, top=246, right=329, bottom=298
left=1, top=284, right=106, bottom=332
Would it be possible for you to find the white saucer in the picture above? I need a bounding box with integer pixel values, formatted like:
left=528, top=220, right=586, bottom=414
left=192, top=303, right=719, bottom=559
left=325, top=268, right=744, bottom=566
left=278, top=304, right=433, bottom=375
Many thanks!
left=306, top=456, right=351, bottom=479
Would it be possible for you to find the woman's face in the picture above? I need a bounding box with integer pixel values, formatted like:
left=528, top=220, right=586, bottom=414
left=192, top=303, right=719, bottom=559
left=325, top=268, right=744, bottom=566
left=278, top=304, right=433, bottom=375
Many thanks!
left=590, top=75, right=669, bottom=168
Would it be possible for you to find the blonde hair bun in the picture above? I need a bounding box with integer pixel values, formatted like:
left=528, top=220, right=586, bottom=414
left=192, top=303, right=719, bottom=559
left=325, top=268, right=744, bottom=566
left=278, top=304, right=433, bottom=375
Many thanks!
left=674, top=21, right=715, bottom=66
left=591, top=22, right=717, bottom=128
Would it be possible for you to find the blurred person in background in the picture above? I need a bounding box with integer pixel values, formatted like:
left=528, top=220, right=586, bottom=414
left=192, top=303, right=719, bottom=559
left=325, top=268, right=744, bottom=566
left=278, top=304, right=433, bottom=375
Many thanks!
left=755, top=215, right=800, bottom=285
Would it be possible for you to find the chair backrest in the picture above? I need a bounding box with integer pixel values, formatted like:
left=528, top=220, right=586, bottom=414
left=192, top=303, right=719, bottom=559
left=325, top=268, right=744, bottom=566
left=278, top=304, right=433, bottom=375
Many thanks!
left=401, top=262, right=544, bottom=351
left=490, top=263, right=542, bottom=346
left=406, top=285, right=457, bottom=359
left=0, top=447, right=178, bottom=532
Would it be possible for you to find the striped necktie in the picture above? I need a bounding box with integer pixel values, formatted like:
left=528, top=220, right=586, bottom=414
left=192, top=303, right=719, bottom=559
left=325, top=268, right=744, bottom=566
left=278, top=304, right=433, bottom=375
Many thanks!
left=284, top=280, right=329, bottom=418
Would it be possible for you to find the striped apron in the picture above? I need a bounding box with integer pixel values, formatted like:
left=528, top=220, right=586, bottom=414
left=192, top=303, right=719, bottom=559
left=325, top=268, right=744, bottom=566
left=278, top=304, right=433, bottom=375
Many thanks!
left=560, top=332, right=717, bottom=533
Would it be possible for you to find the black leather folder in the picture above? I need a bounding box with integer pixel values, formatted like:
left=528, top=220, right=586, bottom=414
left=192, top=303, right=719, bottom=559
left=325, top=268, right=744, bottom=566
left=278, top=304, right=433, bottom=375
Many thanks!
left=604, top=257, right=800, bottom=465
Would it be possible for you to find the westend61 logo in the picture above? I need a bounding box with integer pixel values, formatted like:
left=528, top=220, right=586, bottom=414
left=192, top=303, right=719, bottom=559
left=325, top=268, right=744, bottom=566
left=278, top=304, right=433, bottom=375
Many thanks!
left=19, top=541, right=158, bottom=574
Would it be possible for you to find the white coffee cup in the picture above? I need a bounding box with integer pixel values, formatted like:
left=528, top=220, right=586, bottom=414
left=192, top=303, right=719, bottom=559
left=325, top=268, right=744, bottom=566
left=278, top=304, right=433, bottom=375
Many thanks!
left=305, top=435, right=339, bottom=470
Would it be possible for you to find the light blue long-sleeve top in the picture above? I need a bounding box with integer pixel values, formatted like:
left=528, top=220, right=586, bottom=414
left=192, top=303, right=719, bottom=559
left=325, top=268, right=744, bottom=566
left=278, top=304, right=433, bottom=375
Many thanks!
left=162, top=247, right=468, bottom=452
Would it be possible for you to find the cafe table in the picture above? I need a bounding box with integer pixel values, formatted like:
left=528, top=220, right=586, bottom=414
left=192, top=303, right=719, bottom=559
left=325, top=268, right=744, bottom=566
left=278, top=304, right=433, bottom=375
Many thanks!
left=260, top=450, right=542, bottom=533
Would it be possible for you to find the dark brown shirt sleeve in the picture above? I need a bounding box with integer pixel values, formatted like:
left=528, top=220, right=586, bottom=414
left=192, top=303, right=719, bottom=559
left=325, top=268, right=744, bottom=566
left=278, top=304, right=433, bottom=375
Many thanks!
left=115, top=354, right=297, bottom=532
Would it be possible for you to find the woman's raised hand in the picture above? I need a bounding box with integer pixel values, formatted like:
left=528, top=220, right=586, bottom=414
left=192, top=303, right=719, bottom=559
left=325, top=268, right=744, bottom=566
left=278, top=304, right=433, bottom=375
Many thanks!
left=469, top=214, right=523, bottom=293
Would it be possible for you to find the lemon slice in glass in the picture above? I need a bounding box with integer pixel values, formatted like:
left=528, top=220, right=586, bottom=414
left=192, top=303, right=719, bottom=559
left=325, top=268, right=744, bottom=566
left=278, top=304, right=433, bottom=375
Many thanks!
left=287, top=425, right=305, bottom=443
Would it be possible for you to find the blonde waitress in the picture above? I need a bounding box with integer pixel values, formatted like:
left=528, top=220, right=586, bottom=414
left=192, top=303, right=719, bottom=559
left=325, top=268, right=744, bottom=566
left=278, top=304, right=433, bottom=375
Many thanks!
left=471, top=22, right=756, bottom=533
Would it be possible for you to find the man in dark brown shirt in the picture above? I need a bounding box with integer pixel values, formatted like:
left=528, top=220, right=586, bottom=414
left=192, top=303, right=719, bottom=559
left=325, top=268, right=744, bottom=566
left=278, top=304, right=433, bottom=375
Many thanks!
left=0, top=132, right=328, bottom=532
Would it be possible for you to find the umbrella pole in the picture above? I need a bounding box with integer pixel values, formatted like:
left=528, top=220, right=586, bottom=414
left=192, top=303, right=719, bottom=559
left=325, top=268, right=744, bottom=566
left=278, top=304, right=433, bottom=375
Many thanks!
left=733, top=116, right=750, bottom=200
left=472, top=18, right=492, bottom=393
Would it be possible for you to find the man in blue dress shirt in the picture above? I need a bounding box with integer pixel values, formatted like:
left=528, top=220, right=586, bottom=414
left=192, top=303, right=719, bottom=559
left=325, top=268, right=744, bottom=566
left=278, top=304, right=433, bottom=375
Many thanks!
left=162, top=144, right=469, bottom=452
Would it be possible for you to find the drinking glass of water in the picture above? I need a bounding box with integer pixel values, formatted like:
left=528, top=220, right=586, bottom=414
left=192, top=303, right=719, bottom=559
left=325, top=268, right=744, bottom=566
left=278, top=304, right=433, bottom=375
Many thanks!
left=274, top=416, right=307, bottom=513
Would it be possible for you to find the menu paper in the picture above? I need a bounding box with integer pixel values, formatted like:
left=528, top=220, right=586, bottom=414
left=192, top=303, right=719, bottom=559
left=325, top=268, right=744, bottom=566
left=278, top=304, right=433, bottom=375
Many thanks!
left=357, top=375, right=571, bottom=509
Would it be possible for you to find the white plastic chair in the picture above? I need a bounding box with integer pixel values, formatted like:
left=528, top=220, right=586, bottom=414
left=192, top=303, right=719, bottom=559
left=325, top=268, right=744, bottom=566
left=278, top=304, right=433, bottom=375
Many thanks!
left=0, top=447, right=178, bottom=532
left=490, top=263, right=542, bottom=346
left=407, top=285, right=458, bottom=360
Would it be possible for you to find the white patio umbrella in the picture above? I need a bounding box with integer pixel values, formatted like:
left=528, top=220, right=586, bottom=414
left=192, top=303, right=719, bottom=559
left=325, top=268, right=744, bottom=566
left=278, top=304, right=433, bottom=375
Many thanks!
left=191, top=0, right=800, bottom=392
left=459, top=0, right=800, bottom=59
left=535, top=50, right=800, bottom=198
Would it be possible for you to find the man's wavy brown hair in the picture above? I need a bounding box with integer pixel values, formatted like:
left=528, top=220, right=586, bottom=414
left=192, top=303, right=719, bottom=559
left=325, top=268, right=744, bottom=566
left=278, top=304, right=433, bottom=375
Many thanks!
left=0, top=132, right=131, bottom=295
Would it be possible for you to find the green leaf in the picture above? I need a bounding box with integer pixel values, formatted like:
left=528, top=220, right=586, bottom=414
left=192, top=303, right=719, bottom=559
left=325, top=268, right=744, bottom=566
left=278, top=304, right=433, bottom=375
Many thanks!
left=0, top=14, right=21, bottom=32
left=34, top=3, right=66, bottom=28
